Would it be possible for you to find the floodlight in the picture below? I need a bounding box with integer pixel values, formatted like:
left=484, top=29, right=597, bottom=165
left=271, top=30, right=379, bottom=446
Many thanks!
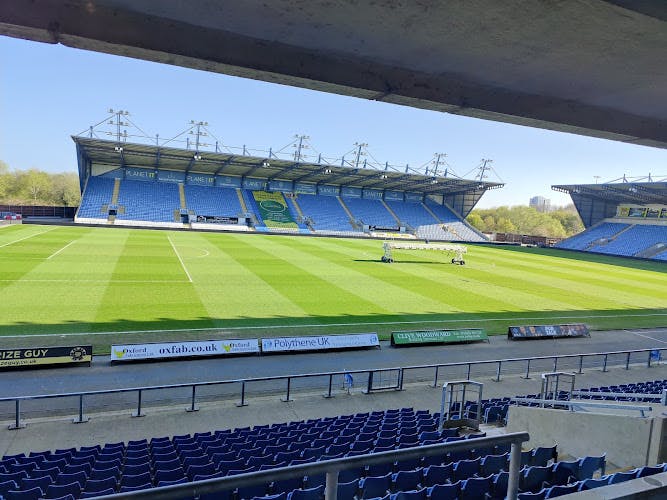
left=114, top=146, right=123, bottom=153
left=193, top=154, right=202, bottom=161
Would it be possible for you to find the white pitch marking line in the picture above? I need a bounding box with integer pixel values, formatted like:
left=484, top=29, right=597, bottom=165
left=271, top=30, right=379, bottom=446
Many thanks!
left=0, top=279, right=190, bottom=283
left=7, top=313, right=667, bottom=338
left=626, top=330, right=667, bottom=344
left=46, top=240, right=76, bottom=260
left=0, top=226, right=57, bottom=248
left=168, top=235, right=193, bottom=283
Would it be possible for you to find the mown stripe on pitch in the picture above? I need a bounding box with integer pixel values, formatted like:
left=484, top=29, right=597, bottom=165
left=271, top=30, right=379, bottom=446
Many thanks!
left=243, top=234, right=460, bottom=315
left=93, top=230, right=212, bottom=329
left=275, top=236, right=509, bottom=313
left=190, top=232, right=308, bottom=321
left=469, top=250, right=666, bottom=308
left=471, top=246, right=667, bottom=294
left=223, top=234, right=393, bottom=318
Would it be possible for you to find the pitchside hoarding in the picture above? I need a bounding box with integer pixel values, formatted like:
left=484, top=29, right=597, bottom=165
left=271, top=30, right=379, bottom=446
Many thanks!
left=261, top=333, right=380, bottom=353
left=391, top=329, right=487, bottom=346
left=508, top=323, right=590, bottom=340
left=0, top=346, right=92, bottom=369
left=111, top=339, right=259, bottom=363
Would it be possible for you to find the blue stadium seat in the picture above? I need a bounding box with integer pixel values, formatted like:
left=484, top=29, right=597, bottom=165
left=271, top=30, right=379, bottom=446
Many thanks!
left=389, top=487, right=427, bottom=500
left=426, top=482, right=460, bottom=500
left=359, top=473, right=392, bottom=500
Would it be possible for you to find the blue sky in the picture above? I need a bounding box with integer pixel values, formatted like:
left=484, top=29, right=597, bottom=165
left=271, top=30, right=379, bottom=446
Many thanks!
left=1, top=36, right=665, bottom=208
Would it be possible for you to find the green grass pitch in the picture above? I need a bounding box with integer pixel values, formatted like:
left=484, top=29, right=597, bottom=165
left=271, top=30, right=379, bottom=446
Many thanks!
left=0, top=224, right=665, bottom=350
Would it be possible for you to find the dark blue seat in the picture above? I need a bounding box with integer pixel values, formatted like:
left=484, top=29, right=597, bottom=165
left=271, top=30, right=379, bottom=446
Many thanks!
left=120, top=471, right=152, bottom=489
left=83, top=476, right=118, bottom=493
left=577, top=455, right=606, bottom=480
left=607, top=470, right=636, bottom=484
left=636, top=464, right=664, bottom=478
left=480, top=453, right=508, bottom=476
left=337, top=479, right=359, bottom=500
left=122, top=463, right=151, bottom=476
left=0, top=472, right=27, bottom=485
left=62, top=463, right=92, bottom=477
left=118, top=483, right=152, bottom=493
left=81, top=487, right=116, bottom=498
left=453, top=458, right=480, bottom=481
left=531, top=446, right=557, bottom=467
left=31, top=468, right=62, bottom=481
left=359, top=473, right=392, bottom=499
left=0, top=480, right=19, bottom=497
left=286, top=485, right=324, bottom=500
left=392, top=470, right=421, bottom=492
left=45, top=481, right=82, bottom=499
left=218, top=459, right=247, bottom=474
left=544, top=483, right=579, bottom=498
left=459, top=474, right=493, bottom=500
left=367, top=463, right=393, bottom=477
left=236, top=482, right=270, bottom=500
left=517, top=490, right=546, bottom=500
left=389, top=488, right=427, bottom=500
left=251, top=493, right=287, bottom=500
left=551, top=460, right=579, bottom=485
left=20, top=476, right=53, bottom=493
left=272, top=477, right=303, bottom=494
left=422, top=464, right=453, bottom=487
left=154, top=468, right=186, bottom=484
left=187, top=462, right=217, bottom=480
left=487, top=471, right=508, bottom=500
left=55, top=470, right=88, bottom=488
left=522, top=466, right=552, bottom=493
left=153, top=458, right=181, bottom=472
left=5, top=487, right=44, bottom=500
left=577, top=477, right=608, bottom=491
left=426, top=482, right=460, bottom=500
left=338, top=467, right=366, bottom=484
left=394, top=459, right=421, bottom=472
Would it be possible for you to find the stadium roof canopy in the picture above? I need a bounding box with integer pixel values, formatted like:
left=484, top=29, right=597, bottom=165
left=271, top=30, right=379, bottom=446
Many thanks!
left=3, top=1, right=667, bottom=149
left=74, top=136, right=503, bottom=216
left=552, top=181, right=667, bottom=227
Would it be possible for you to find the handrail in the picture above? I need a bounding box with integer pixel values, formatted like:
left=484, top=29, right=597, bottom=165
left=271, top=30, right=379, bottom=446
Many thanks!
left=0, top=347, right=663, bottom=429
left=510, top=397, right=653, bottom=417
left=92, top=433, right=530, bottom=500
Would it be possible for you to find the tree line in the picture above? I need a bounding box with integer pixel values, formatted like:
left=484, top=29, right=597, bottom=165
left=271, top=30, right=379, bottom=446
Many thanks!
left=0, top=161, right=81, bottom=207
left=466, top=205, right=584, bottom=238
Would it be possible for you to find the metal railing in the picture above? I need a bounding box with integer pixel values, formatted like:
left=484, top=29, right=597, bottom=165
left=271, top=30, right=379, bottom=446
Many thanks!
left=510, top=397, right=653, bottom=417
left=92, top=433, right=530, bottom=500
left=1, top=347, right=664, bottom=429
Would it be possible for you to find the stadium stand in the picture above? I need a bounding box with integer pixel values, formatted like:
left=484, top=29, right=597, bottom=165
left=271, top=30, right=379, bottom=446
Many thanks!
left=115, top=180, right=181, bottom=223
left=423, top=200, right=460, bottom=224
left=76, top=177, right=115, bottom=219
left=588, top=224, right=667, bottom=257
left=384, top=202, right=438, bottom=229
left=295, top=194, right=357, bottom=233
left=342, top=198, right=397, bottom=228
left=0, top=408, right=667, bottom=500
left=556, top=221, right=667, bottom=259
left=184, top=185, right=242, bottom=218
left=2, top=407, right=647, bottom=500
left=555, top=222, right=629, bottom=251
left=241, top=190, right=267, bottom=230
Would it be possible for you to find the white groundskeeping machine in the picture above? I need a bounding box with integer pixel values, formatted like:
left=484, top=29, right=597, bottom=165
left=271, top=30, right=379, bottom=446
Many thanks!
left=382, top=241, right=467, bottom=264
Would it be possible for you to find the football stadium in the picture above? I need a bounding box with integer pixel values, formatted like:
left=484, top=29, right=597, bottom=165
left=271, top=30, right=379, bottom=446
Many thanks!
left=1, top=2, right=667, bottom=500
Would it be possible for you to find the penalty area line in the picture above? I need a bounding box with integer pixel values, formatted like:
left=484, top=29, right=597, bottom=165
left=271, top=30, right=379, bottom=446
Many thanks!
left=6, top=312, right=667, bottom=338
left=46, top=240, right=75, bottom=260
left=168, top=235, right=193, bottom=283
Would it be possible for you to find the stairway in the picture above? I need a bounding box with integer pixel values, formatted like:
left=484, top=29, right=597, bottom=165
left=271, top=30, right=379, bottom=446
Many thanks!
left=381, top=200, right=402, bottom=226
left=108, top=178, right=122, bottom=223
left=337, top=197, right=358, bottom=229
left=236, top=188, right=249, bottom=213
left=111, top=179, right=121, bottom=205
left=178, top=183, right=187, bottom=209
left=421, top=202, right=442, bottom=223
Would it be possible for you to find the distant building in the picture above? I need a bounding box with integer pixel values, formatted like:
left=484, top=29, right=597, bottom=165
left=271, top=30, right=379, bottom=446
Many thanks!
left=529, top=196, right=551, bottom=212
